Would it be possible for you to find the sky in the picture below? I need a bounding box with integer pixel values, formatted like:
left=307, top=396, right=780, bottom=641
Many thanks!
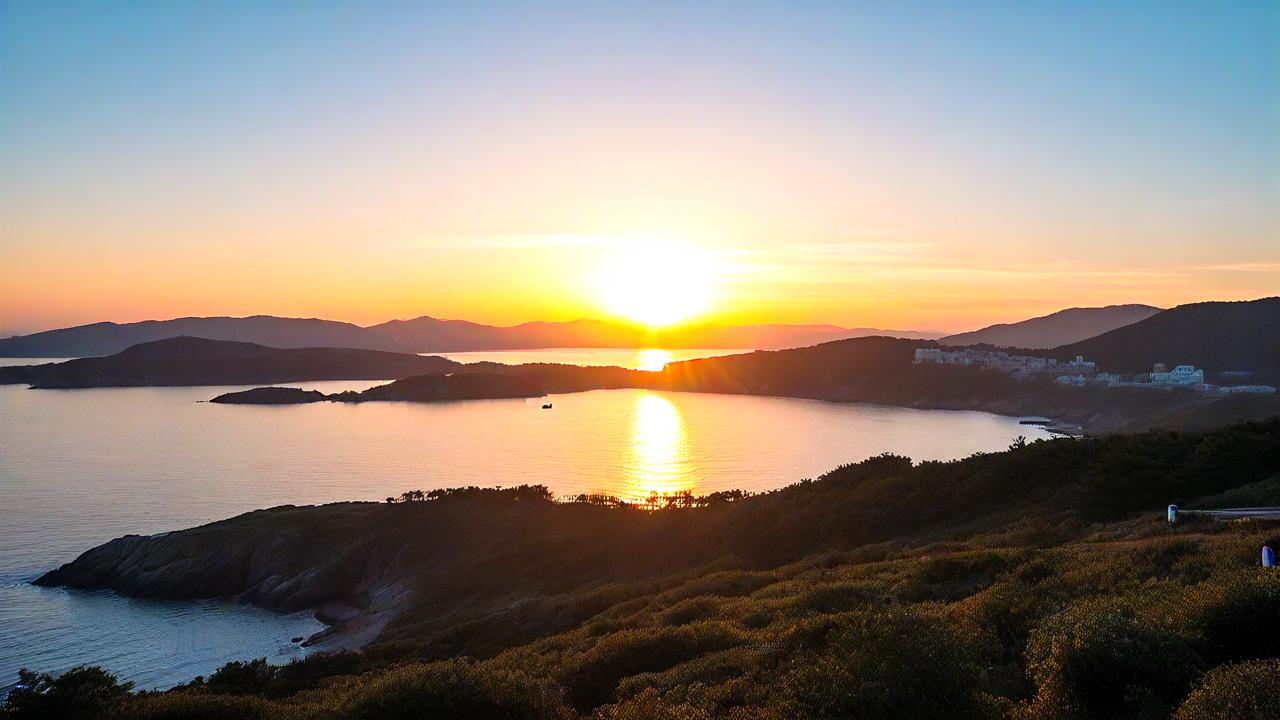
left=1, top=1, right=1277, bottom=335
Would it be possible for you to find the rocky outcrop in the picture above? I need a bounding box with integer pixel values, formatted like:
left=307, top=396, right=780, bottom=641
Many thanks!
left=351, top=372, right=544, bottom=401
left=209, top=387, right=326, bottom=404
left=209, top=372, right=546, bottom=404
left=34, top=503, right=412, bottom=646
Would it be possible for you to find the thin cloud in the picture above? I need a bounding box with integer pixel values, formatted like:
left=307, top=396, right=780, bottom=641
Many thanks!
left=1194, top=262, right=1280, bottom=273
left=421, top=234, right=611, bottom=249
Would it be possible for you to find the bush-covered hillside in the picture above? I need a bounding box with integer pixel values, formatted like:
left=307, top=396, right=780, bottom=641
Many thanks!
left=8, top=420, right=1280, bottom=719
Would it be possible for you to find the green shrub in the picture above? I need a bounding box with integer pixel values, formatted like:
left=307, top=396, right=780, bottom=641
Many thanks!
left=780, top=607, right=988, bottom=720
left=338, top=659, right=566, bottom=720
left=1173, top=659, right=1280, bottom=720
left=1021, top=599, right=1201, bottom=719
left=562, top=623, right=743, bottom=711
left=615, top=649, right=756, bottom=701
left=124, top=692, right=283, bottom=720
left=660, top=597, right=722, bottom=626
left=2, top=666, right=133, bottom=720
left=202, top=658, right=279, bottom=696
left=1177, top=571, right=1280, bottom=665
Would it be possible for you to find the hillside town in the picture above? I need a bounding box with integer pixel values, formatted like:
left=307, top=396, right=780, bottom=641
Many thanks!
left=913, top=347, right=1276, bottom=394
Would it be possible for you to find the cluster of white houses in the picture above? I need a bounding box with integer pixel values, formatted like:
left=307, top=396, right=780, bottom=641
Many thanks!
left=913, top=348, right=1275, bottom=394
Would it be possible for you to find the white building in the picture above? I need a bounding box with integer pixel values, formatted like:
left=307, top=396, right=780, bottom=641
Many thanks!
left=1151, top=364, right=1204, bottom=386
left=914, top=348, right=942, bottom=364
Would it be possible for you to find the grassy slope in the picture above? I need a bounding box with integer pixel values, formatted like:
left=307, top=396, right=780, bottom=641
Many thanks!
left=9, top=419, right=1280, bottom=719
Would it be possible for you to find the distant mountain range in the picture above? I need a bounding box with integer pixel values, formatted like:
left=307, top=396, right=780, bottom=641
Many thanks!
left=939, top=304, right=1162, bottom=349
left=0, top=315, right=939, bottom=358
left=4, top=299, right=1274, bottom=371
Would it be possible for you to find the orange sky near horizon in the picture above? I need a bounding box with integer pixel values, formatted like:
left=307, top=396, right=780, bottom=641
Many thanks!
left=3, top=228, right=1277, bottom=335
left=2, top=3, right=1277, bottom=337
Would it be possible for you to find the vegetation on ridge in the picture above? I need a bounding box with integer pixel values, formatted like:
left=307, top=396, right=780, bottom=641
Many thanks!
left=8, top=419, right=1280, bottom=719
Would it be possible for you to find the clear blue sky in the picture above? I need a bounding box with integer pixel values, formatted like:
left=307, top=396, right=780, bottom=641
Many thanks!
left=1, top=1, right=1277, bottom=333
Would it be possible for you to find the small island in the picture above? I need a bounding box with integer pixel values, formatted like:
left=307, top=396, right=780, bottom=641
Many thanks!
left=209, top=387, right=326, bottom=404
left=210, top=372, right=546, bottom=404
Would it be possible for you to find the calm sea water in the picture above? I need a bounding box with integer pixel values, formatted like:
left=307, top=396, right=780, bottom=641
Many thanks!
left=0, top=349, right=1050, bottom=692
left=437, top=347, right=750, bottom=371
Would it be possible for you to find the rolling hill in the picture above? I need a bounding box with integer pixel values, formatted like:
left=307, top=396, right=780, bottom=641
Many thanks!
left=1049, top=297, right=1280, bottom=382
left=21, top=420, right=1280, bottom=719
left=0, top=336, right=460, bottom=389
left=940, top=304, right=1161, bottom=348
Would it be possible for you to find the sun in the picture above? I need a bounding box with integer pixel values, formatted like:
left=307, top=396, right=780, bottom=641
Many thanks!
left=595, top=243, right=718, bottom=328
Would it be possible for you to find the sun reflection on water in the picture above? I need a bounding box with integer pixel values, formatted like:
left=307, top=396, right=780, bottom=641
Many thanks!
left=625, top=392, right=693, bottom=500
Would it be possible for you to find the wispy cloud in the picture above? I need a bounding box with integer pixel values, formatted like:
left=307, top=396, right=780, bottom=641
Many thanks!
left=1194, top=262, right=1280, bottom=273
left=421, top=234, right=611, bottom=249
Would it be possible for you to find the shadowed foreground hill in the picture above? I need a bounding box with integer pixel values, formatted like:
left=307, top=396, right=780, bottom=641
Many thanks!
left=1050, top=297, right=1280, bottom=382
left=18, top=419, right=1280, bottom=719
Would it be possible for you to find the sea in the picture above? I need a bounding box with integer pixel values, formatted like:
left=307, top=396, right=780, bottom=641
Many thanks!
left=0, top=348, right=1052, bottom=692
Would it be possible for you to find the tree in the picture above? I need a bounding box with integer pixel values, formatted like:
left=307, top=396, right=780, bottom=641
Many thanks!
left=3, top=666, right=133, bottom=719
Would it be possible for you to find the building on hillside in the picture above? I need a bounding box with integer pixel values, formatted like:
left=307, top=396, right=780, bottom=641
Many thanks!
left=914, top=348, right=942, bottom=364
left=1059, top=355, right=1097, bottom=373
left=1150, top=364, right=1204, bottom=386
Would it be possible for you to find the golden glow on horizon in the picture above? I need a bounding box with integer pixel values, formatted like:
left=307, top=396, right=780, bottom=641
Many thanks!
left=595, top=242, right=719, bottom=328
left=625, top=392, right=693, bottom=500
left=635, top=349, right=674, bottom=372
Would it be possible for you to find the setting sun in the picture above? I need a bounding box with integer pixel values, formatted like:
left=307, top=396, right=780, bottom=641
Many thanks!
left=595, top=243, right=719, bottom=328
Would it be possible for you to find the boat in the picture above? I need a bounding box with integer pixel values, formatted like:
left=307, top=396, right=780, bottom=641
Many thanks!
left=541, top=403, right=553, bottom=409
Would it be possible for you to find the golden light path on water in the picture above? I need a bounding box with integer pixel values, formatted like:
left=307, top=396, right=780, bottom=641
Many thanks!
left=624, top=392, right=695, bottom=500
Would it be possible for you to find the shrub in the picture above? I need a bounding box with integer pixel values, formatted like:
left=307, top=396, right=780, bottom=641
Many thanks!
left=661, top=597, right=722, bottom=626
left=202, top=658, right=279, bottom=696
left=124, top=692, right=282, bottom=720
left=562, top=623, right=743, bottom=711
left=1176, top=571, right=1280, bottom=665
left=780, top=607, right=988, bottom=720
left=2, top=666, right=133, bottom=720
left=339, top=659, right=566, bottom=720
left=1020, top=599, right=1201, bottom=719
left=1173, top=659, right=1280, bottom=720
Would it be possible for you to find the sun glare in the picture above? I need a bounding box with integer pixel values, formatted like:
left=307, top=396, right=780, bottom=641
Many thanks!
left=596, top=243, right=717, bottom=328
left=625, top=392, right=692, bottom=500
